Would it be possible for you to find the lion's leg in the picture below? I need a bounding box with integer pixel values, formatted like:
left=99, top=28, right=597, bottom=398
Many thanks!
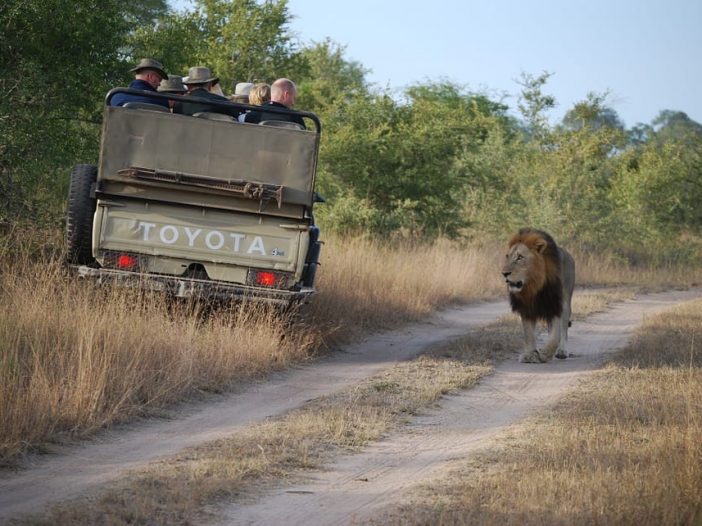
left=541, top=316, right=562, bottom=362
left=555, top=301, right=571, bottom=360
left=519, top=317, right=542, bottom=363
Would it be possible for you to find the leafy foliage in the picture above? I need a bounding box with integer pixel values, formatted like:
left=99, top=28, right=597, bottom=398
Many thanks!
left=0, top=0, right=130, bottom=222
left=2, top=0, right=701, bottom=262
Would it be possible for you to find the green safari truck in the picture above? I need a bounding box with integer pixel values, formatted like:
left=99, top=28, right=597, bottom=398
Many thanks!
left=65, top=88, right=323, bottom=305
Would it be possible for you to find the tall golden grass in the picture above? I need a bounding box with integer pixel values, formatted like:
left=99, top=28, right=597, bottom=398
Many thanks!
left=307, top=237, right=506, bottom=341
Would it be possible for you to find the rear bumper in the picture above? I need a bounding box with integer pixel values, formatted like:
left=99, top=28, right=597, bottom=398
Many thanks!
left=73, top=265, right=315, bottom=304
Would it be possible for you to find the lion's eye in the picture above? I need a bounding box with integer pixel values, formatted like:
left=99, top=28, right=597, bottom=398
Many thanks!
left=516, top=254, right=525, bottom=261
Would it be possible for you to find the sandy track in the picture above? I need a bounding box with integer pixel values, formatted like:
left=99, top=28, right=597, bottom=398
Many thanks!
left=220, top=289, right=702, bottom=526
left=0, top=300, right=508, bottom=521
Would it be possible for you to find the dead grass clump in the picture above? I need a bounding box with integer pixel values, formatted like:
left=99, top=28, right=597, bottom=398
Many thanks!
left=573, top=247, right=702, bottom=290
left=390, top=299, right=702, bottom=526
left=306, top=236, right=505, bottom=341
left=0, top=257, right=316, bottom=465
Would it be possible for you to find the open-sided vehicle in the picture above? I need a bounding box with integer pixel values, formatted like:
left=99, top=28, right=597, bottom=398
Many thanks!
left=65, top=88, right=323, bottom=305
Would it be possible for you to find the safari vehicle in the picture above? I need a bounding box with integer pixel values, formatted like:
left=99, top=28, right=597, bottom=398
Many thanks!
left=65, top=87, right=323, bottom=305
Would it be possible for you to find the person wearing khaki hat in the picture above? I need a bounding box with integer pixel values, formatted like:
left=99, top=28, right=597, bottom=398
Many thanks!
left=110, top=58, right=168, bottom=108
left=230, top=82, right=254, bottom=103
left=175, top=66, right=240, bottom=118
left=157, top=74, right=187, bottom=94
left=157, top=75, right=187, bottom=110
left=110, top=58, right=170, bottom=108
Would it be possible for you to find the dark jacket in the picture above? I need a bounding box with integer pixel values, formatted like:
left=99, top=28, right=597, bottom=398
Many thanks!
left=110, top=79, right=169, bottom=109
left=174, top=88, right=241, bottom=118
left=243, top=101, right=306, bottom=129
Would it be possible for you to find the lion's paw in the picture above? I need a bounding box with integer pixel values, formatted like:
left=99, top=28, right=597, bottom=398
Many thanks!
left=519, top=350, right=543, bottom=363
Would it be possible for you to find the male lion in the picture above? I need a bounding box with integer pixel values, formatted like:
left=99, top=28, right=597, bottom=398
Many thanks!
left=501, top=228, right=575, bottom=363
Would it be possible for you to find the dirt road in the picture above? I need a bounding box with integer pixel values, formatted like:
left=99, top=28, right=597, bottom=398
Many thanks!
left=1, top=290, right=700, bottom=524
left=221, top=289, right=702, bottom=525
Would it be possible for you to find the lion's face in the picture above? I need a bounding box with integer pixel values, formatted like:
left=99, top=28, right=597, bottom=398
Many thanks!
left=501, top=241, right=546, bottom=295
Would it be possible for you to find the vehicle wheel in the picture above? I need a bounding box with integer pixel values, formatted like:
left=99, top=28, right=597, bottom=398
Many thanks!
left=65, top=164, right=98, bottom=265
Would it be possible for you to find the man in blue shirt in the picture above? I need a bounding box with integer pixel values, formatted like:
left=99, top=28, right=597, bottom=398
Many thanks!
left=110, top=58, right=169, bottom=109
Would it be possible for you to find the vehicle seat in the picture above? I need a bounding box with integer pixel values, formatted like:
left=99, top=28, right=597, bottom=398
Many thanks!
left=259, top=120, right=304, bottom=130
left=123, top=102, right=170, bottom=112
left=193, top=112, right=237, bottom=123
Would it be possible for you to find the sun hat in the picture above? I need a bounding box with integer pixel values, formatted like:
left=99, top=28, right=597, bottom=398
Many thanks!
left=182, top=66, right=218, bottom=85
left=130, top=58, right=167, bottom=80
left=157, top=75, right=187, bottom=93
left=234, top=82, right=254, bottom=96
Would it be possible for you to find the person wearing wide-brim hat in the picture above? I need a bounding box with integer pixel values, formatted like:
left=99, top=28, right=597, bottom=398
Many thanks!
left=174, top=66, right=241, bottom=118
left=230, top=82, right=254, bottom=104
left=158, top=75, right=187, bottom=94
left=157, top=75, right=187, bottom=110
left=110, top=58, right=170, bottom=109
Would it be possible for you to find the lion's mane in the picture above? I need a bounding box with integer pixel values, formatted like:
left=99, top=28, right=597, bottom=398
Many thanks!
left=508, top=228, right=563, bottom=322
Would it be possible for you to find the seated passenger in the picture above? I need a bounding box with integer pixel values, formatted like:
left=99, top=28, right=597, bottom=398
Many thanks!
left=237, top=82, right=269, bottom=122
left=210, top=78, right=226, bottom=97
left=157, top=75, right=187, bottom=111
left=242, top=78, right=305, bottom=129
left=231, top=82, right=254, bottom=104
left=250, top=83, right=271, bottom=105
left=174, top=67, right=240, bottom=118
left=110, top=58, right=169, bottom=109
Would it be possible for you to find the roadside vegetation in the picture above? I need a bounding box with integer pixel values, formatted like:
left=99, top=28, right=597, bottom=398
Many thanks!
left=388, top=299, right=702, bottom=525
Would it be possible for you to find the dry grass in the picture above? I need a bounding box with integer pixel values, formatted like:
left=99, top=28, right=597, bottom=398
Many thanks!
left=307, top=236, right=505, bottom=342
left=390, top=299, right=702, bottom=526
left=573, top=247, right=702, bottom=290
left=0, top=258, right=316, bottom=465
left=0, top=233, right=504, bottom=465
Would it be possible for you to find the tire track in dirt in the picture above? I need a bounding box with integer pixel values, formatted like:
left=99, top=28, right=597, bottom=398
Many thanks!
left=0, top=300, right=507, bottom=522
left=220, top=289, right=702, bottom=526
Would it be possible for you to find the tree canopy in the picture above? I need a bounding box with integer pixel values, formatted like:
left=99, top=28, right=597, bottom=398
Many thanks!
left=2, top=0, right=701, bottom=262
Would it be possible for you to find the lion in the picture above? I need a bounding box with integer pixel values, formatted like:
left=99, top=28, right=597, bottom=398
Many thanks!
left=501, top=228, right=575, bottom=363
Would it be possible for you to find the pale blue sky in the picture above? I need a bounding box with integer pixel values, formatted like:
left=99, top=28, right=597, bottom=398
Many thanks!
left=171, top=0, right=701, bottom=128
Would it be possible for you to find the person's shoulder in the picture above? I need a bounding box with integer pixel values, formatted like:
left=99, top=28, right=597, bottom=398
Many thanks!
left=129, top=79, right=155, bottom=91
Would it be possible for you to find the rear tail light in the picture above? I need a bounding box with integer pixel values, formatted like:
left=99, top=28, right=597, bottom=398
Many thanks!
left=101, top=251, right=142, bottom=271
left=255, top=271, right=276, bottom=287
left=246, top=269, right=292, bottom=289
left=116, top=254, right=139, bottom=270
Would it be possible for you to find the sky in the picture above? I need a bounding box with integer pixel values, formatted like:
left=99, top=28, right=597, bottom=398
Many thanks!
left=171, top=0, right=702, bottom=128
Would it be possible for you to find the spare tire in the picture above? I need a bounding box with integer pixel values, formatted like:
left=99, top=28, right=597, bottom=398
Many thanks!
left=65, top=164, right=98, bottom=265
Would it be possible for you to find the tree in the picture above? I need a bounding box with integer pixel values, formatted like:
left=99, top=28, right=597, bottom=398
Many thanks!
left=516, top=71, right=556, bottom=142
left=561, top=92, right=624, bottom=132
left=128, top=0, right=303, bottom=92
left=295, top=39, right=369, bottom=116
left=196, top=0, right=301, bottom=90
left=651, top=110, right=702, bottom=145
left=0, top=0, right=131, bottom=222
